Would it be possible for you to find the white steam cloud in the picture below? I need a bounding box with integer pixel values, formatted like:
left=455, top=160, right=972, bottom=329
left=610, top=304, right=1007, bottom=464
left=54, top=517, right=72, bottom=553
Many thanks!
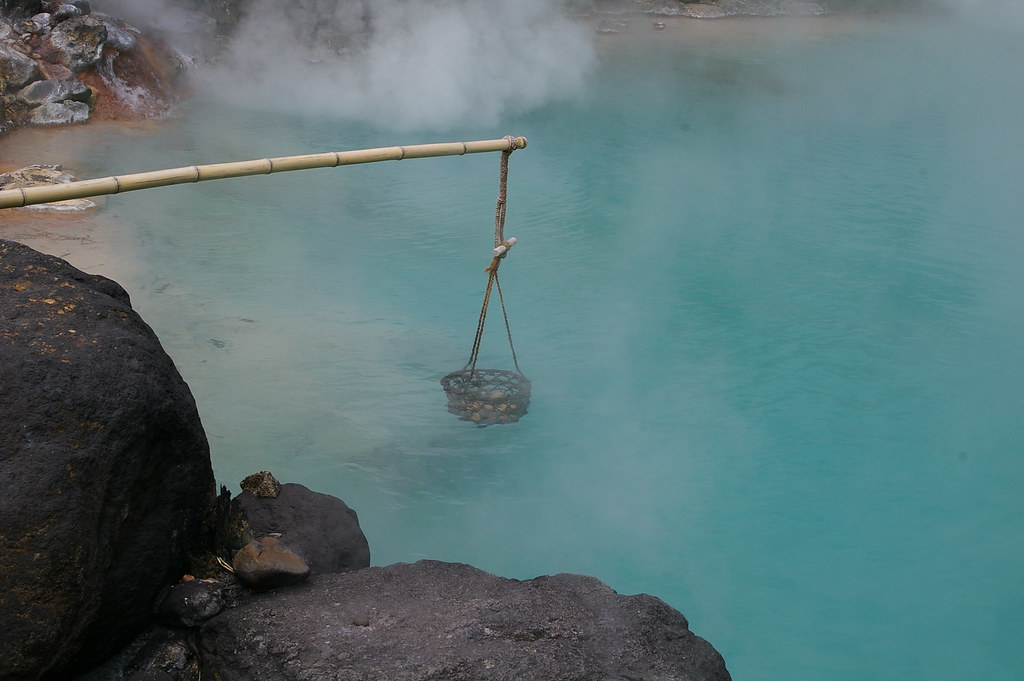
left=90, top=0, right=221, bottom=58
left=199, top=0, right=596, bottom=131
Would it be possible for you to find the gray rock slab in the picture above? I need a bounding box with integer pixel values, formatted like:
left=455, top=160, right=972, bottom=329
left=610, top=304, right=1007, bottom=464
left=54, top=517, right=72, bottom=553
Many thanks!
left=200, top=560, right=731, bottom=681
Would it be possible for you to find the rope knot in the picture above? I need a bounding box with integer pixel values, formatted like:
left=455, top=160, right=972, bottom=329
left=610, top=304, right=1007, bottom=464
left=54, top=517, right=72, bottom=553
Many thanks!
left=485, top=240, right=514, bottom=272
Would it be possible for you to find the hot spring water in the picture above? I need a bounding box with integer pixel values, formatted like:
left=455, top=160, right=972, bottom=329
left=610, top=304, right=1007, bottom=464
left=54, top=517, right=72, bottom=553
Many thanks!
left=5, top=10, right=1023, bottom=681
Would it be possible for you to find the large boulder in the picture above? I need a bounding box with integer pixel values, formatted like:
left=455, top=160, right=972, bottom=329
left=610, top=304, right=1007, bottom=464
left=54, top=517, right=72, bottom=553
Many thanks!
left=232, top=481, right=370, bottom=575
left=200, top=560, right=732, bottom=681
left=0, top=240, right=217, bottom=681
left=15, top=76, right=92, bottom=125
left=45, top=14, right=105, bottom=72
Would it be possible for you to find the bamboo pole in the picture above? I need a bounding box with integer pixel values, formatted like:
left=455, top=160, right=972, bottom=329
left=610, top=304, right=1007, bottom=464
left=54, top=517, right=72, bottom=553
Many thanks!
left=0, top=136, right=527, bottom=210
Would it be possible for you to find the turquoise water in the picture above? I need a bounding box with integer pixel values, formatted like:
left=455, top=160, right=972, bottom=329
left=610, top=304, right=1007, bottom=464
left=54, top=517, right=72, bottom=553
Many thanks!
left=15, top=10, right=1024, bottom=680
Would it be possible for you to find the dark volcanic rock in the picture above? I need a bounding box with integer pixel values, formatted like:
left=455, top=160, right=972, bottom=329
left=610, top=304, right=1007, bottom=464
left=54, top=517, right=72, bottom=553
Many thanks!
left=1, top=1, right=44, bottom=18
left=239, top=469, right=280, bottom=498
left=52, top=3, right=83, bottom=22
left=201, top=560, right=732, bottom=681
left=233, top=481, right=370, bottom=575
left=156, top=580, right=225, bottom=628
left=71, top=624, right=201, bottom=681
left=0, top=240, right=216, bottom=681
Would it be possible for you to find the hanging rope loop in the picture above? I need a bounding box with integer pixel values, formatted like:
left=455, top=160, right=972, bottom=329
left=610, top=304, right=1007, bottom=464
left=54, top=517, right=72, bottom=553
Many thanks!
left=466, top=137, right=523, bottom=375
left=441, top=136, right=530, bottom=426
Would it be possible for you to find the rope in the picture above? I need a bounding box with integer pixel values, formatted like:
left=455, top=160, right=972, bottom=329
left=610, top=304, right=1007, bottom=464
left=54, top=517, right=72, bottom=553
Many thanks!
left=466, top=266, right=522, bottom=376
left=494, top=270, right=523, bottom=374
left=493, top=148, right=511, bottom=248
left=465, top=140, right=524, bottom=377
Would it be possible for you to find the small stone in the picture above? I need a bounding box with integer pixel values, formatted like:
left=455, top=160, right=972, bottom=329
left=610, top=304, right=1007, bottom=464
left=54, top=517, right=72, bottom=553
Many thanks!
left=240, top=470, right=281, bottom=498
left=232, top=536, right=310, bottom=591
left=53, top=4, right=82, bottom=21
left=53, top=5, right=83, bottom=23
left=30, top=13, right=53, bottom=29
left=156, top=580, right=225, bottom=628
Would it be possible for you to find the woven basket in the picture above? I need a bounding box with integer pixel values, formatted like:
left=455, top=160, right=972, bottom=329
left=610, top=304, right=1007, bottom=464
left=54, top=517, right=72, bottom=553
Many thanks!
left=441, top=368, right=531, bottom=426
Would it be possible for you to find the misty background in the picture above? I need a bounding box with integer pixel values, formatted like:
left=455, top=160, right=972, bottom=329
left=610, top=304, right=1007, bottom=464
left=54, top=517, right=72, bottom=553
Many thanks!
left=83, top=0, right=1024, bottom=131
left=90, top=0, right=596, bottom=130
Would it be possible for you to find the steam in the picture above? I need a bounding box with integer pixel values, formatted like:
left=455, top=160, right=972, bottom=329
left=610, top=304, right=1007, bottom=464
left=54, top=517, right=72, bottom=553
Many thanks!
left=90, top=0, right=221, bottom=58
left=936, top=0, right=1024, bottom=28
left=201, top=0, right=596, bottom=131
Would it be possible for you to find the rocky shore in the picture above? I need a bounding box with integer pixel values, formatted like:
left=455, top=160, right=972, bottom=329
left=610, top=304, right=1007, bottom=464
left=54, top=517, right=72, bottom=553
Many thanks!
left=1, top=0, right=186, bottom=134
left=0, top=238, right=732, bottom=680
